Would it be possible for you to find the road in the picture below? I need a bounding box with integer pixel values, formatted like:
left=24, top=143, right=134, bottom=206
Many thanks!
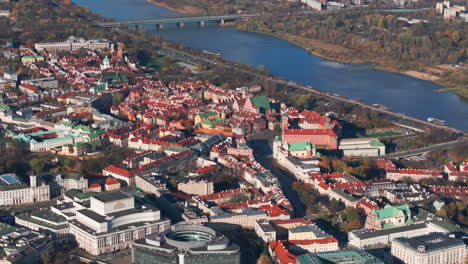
left=247, top=132, right=307, bottom=218
left=359, top=139, right=466, bottom=160
left=158, top=47, right=466, bottom=135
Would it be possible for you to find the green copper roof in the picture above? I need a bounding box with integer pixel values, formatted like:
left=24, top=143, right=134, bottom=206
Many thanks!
left=251, top=96, right=271, bottom=110
left=74, top=125, right=93, bottom=133
left=374, top=204, right=410, bottom=220
left=93, top=84, right=106, bottom=91
left=199, top=111, right=218, bottom=118
left=371, top=139, right=385, bottom=146
left=0, top=104, right=10, bottom=111
left=297, top=250, right=384, bottom=264
left=288, top=142, right=315, bottom=151
left=202, top=120, right=215, bottom=128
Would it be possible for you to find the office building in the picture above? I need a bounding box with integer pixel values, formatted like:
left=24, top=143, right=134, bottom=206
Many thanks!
left=391, top=233, right=466, bottom=264
left=132, top=222, right=241, bottom=264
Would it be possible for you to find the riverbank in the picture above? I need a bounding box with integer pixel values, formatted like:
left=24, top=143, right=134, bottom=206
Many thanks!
left=147, top=0, right=202, bottom=15
left=236, top=26, right=468, bottom=99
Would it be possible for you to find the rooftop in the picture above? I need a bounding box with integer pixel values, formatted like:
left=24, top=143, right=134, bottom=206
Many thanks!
left=393, top=233, right=465, bottom=253
left=297, top=249, right=384, bottom=264
left=351, top=223, right=428, bottom=240
left=93, top=191, right=131, bottom=203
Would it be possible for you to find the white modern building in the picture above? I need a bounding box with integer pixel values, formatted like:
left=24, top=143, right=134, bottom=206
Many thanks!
left=16, top=190, right=171, bottom=256
left=339, top=138, right=386, bottom=157
left=348, top=221, right=452, bottom=249
left=391, top=233, right=466, bottom=264
left=69, top=191, right=170, bottom=255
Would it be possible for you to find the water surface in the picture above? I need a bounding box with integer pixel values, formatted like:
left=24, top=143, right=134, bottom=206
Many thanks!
left=74, top=0, right=468, bottom=131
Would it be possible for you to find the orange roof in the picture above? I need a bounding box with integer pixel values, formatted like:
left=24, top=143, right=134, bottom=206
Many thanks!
left=105, top=177, right=120, bottom=185
left=269, top=241, right=296, bottom=264
left=258, top=204, right=290, bottom=217
left=289, top=236, right=338, bottom=245
left=274, top=218, right=312, bottom=226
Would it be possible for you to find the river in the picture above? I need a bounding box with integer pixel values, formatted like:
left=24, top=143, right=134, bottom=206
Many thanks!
left=75, top=0, right=468, bottom=131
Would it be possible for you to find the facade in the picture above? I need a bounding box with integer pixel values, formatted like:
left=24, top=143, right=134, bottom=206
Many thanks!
left=21, top=56, right=44, bottom=65
left=287, top=142, right=316, bottom=159
left=178, top=180, right=214, bottom=196
left=386, top=169, right=443, bottom=181
left=69, top=191, right=170, bottom=255
left=132, top=222, right=241, bottom=264
left=365, top=204, right=412, bottom=230
left=34, top=36, right=110, bottom=52
left=348, top=221, right=451, bottom=249
left=282, top=129, right=338, bottom=150
left=0, top=174, right=50, bottom=206
left=255, top=219, right=277, bottom=242
left=22, top=77, right=59, bottom=89
left=339, top=138, right=385, bottom=156
left=391, top=233, right=466, bottom=264
left=302, top=0, right=323, bottom=10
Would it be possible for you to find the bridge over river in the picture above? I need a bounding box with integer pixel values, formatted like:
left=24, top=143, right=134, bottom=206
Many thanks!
left=95, top=14, right=255, bottom=28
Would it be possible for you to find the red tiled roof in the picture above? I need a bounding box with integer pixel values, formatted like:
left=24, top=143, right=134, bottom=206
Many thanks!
left=283, top=128, right=337, bottom=137
left=19, top=83, right=40, bottom=92
left=199, top=188, right=248, bottom=201
left=196, top=165, right=217, bottom=174
left=105, top=177, right=120, bottom=185
left=258, top=204, right=290, bottom=217
left=387, top=169, right=442, bottom=176
left=274, top=218, right=312, bottom=226
left=269, top=241, right=296, bottom=264
left=289, top=236, right=338, bottom=245
left=89, top=183, right=101, bottom=188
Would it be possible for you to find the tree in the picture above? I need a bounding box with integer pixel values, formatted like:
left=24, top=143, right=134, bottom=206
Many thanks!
left=170, top=177, right=178, bottom=190
left=196, top=63, right=205, bottom=72
left=29, top=158, right=46, bottom=174
left=112, top=93, right=124, bottom=106
left=63, top=158, right=73, bottom=169
left=257, top=255, right=273, bottom=264
left=329, top=198, right=344, bottom=213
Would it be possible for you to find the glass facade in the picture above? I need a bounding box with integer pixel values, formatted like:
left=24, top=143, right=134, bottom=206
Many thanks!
left=133, top=246, right=241, bottom=264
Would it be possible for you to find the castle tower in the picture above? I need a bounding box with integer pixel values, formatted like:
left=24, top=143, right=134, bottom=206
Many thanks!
left=30, top=175, right=37, bottom=188
left=272, top=135, right=282, bottom=159
left=101, top=56, right=111, bottom=70
left=281, top=114, right=289, bottom=131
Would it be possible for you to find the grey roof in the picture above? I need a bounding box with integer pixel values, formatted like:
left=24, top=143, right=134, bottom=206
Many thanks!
left=393, top=233, right=465, bottom=253
left=289, top=225, right=327, bottom=238
left=93, top=191, right=131, bottom=203
left=256, top=219, right=275, bottom=232
left=77, top=209, right=107, bottom=223
left=351, top=223, right=428, bottom=240
left=32, top=210, right=67, bottom=223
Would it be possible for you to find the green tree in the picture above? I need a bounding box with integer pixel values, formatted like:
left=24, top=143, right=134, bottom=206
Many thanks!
left=29, top=158, right=46, bottom=174
left=112, top=93, right=124, bottom=106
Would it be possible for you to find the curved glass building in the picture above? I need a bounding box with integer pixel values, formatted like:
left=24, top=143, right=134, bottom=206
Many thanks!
left=132, top=222, right=240, bottom=264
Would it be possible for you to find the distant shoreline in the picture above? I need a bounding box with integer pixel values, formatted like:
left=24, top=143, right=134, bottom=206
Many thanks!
left=144, top=0, right=466, bottom=99
left=146, top=0, right=201, bottom=15
left=236, top=27, right=466, bottom=94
